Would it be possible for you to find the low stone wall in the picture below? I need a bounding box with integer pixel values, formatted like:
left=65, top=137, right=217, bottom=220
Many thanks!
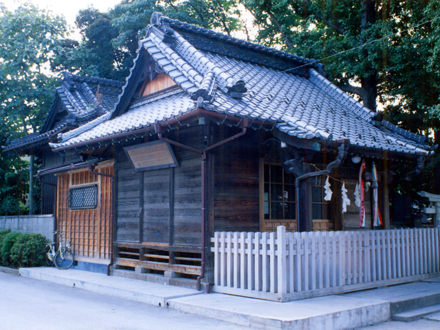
left=0, top=215, right=55, bottom=241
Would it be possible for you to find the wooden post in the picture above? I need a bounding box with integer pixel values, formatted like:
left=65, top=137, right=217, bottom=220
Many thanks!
left=277, top=226, right=287, bottom=298
left=298, top=178, right=313, bottom=232
left=332, top=173, right=343, bottom=231
left=169, top=167, right=174, bottom=245
left=139, top=171, right=144, bottom=243
left=382, top=170, right=391, bottom=229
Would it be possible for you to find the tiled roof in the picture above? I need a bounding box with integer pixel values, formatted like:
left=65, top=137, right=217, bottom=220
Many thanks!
left=42, top=72, right=124, bottom=131
left=49, top=14, right=432, bottom=156
left=50, top=90, right=193, bottom=148
left=4, top=73, right=124, bottom=153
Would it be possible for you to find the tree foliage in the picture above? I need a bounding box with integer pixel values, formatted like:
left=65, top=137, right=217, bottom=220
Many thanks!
left=0, top=4, right=66, bottom=134
left=242, top=0, right=440, bottom=198
left=54, top=0, right=242, bottom=81
left=0, top=4, right=65, bottom=214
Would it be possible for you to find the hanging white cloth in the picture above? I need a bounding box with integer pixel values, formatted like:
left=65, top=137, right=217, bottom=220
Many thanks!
left=354, top=183, right=361, bottom=207
left=324, top=176, right=333, bottom=201
left=341, top=181, right=350, bottom=213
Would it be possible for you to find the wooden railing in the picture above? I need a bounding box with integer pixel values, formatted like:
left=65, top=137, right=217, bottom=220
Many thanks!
left=211, top=226, right=440, bottom=302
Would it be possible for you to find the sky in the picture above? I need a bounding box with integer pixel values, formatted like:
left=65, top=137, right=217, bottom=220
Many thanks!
left=1, top=0, right=122, bottom=27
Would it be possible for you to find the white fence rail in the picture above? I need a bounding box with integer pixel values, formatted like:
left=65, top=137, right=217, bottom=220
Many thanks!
left=211, top=226, right=440, bottom=302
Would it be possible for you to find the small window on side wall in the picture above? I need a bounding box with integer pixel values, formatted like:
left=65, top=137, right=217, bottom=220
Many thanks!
left=68, top=185, right=98, bottom=210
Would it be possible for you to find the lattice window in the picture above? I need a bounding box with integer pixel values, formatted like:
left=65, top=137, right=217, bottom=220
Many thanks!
left=68, top=185, right=98, bottom=210
left=263, top=163, right=296, bottom=220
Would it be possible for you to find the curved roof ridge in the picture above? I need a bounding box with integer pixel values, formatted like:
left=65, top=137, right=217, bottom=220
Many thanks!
left=172, top=30, right=235, bottom=92
left=157, top=15, right=321, bottom=72
left=62, top=72, right=125, bottom=87
left=308, top=68, right=431, bottom=147
left=147, top=29, right=203, bottom=90
left=381, top=120, right=429, bottom=145
left=53, top=112, right=111, bottom=145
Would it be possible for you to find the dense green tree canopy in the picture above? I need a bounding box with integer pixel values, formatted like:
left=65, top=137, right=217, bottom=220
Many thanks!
left=0, top=4, right=66, bottom=135
left=53, top=0, right=242, bottom=81
left=0, top=4, right=65, bottom=214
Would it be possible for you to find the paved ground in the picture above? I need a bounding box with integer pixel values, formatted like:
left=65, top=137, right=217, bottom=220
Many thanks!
left=0, top=272, right=256, bottom=330
left=3, top=269, right=440, bottom=329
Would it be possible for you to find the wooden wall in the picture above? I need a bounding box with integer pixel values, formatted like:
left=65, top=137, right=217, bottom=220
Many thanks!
left=57, top=162, right=113, bottom=263
left=115, top=128, right=203, bottom=247
left=115, top=162, right=140, bottom=242
left=40, top=173, right=56, bottom=215
left=142, top=73, right=176, bottom=97
left=212, top=130, right=260, bottom=233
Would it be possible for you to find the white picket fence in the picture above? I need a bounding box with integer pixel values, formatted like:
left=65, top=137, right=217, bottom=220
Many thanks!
left=211, top=226, right=440, bottom=302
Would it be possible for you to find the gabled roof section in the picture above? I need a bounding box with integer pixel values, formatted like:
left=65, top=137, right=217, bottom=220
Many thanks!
left=3, top=73, right=124, bottom=154
left=41, top=72, right=124, bottom=134
left=49, top=13, right=433, bottom=157
left=157, top=14, right=323, bottom=77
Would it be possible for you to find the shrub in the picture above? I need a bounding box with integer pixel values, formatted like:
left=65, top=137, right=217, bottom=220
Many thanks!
left=0, top=229, right=11, bottom=264
left=10, top=233, right=48, bottom=268
left=0, top=231, right=22, bottom=267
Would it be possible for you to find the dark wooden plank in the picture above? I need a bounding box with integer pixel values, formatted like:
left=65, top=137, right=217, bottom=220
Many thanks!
left=116, top=258, right=201, bottom=275
left=114, top=242, right=201, bottom=253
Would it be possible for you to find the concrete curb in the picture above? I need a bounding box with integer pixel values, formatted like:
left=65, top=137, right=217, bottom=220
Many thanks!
left=0, top=266, right=19, bottom=275
left=166, top=293, right=390, bottom=330
left=19, top=267, right=202, bottom=307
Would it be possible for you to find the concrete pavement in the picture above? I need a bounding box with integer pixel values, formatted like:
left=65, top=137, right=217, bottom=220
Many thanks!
left=0, top=271, right=255, bottom=330
left=15, top=267, right=440, bottom=330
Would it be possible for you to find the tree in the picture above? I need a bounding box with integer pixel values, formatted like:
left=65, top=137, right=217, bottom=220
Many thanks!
left=0, top=4, right=67, bottom=214
left=242, top=0, right=390, bottom=110
left=243, top=1, right=440, bottom=200
left=54, top=0, right=242, bottom=81
left=51, top=7, right=127, bottom=80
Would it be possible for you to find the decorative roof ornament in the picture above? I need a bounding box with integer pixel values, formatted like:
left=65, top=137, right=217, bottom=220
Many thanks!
left=150, top=12, right=163, bottom=25
left=150, top=12, right=175, bottom=44
left=191, top=71, right=217, bottom=111
left=227, top=79, right=247, bottom=100
left=191, top=71, right=216, bottom=102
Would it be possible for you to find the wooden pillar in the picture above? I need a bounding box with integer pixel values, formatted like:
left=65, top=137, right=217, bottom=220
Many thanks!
left=383, top=170, right=391, bottom=229
left=298, top=178, right=313, bottom=232
left=169, top=167, right=174, bottom=245
left=138, top=171, right=144, bottom=243
left=113, top=168, right=119, bottom=264
left=332, top=176, right=343, bottom=231
left=204, top=152, right=215, bottom=283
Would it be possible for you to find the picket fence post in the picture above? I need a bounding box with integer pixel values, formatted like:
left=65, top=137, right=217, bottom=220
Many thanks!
left=277, top=226, right=287, bottom=298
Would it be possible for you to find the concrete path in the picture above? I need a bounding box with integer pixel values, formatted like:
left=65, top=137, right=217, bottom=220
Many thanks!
left=19, top=267, right=201, bottom=307
left=17, top=267, right=440, bottom=330
left=0, top=272, right=254, bottom=330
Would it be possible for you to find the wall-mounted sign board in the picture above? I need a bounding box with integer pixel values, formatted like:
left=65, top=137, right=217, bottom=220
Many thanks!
left=124, top=140, right=178, bottom=172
